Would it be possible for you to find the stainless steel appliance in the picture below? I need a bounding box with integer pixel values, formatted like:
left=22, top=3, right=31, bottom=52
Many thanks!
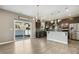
left=69, top=23, right=79, bottom=40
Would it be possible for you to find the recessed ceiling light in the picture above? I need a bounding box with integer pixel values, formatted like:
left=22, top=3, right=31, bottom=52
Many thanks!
left=65, top=8, right=69, bottom=12
left=66, top=9, right=69, bottom=12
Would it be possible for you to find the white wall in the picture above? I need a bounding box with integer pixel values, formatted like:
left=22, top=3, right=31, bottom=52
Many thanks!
left=0, top=9, right=18, bottom=43
left=0, top=9, right=36, bottom=44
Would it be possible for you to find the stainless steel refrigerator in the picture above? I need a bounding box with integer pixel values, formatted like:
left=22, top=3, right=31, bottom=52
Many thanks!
left=69, top=23, right=79, bottom=40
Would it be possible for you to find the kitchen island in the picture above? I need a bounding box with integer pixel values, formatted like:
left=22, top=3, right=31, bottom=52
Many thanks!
left=47, top=31, right=68, bottom=44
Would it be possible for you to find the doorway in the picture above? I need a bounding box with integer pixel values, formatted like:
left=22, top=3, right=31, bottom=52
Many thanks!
left=14, top=20, right=31, bottom=41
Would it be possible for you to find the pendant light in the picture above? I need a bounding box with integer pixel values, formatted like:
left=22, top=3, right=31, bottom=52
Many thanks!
left=36, top=5, right=40, bottom=21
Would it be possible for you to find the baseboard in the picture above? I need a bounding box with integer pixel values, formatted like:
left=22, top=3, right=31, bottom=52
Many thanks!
left=0, top=40, right=15, bottom=45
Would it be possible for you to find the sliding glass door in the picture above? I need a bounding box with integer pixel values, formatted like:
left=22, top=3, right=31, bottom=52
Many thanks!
left=14, top=20, right=31, bottom=41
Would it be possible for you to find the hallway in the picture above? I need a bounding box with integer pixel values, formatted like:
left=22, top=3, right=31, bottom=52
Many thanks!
left=0, top=38, right=79, bottom=54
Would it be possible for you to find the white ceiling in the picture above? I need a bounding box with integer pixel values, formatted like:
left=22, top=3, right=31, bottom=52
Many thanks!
left=0, top=5, right=79, bottom=20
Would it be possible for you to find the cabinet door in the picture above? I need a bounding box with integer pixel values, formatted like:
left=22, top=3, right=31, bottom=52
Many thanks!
left=71, top=32, right=76, bottom=39
left=76, top=23, right=79, bottom=31
left=73, top=24, right=77, bottom=31
left=76, top=32, right=79, bottom=40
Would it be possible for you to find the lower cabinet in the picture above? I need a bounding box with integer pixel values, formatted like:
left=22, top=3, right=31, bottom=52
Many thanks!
left=36, top=31, right=46, bottom=38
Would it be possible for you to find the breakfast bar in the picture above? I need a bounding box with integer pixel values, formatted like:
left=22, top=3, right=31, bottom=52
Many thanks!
left=47, top=31, right=68, bottom=44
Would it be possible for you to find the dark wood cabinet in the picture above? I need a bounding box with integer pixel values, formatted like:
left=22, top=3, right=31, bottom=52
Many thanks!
left=35, top=20, right=46, bottom=38
left=36, top=20, right=41, bottom=28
